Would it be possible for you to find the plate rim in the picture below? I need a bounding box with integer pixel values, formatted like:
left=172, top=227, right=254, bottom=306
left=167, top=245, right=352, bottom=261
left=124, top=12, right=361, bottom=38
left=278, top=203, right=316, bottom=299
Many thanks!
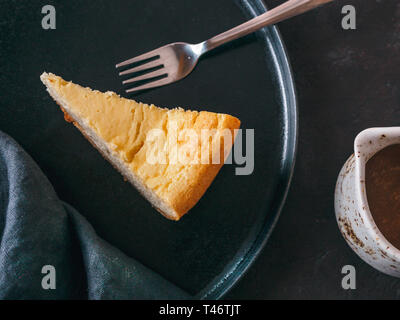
left=196, top=0, right=298, bottom=299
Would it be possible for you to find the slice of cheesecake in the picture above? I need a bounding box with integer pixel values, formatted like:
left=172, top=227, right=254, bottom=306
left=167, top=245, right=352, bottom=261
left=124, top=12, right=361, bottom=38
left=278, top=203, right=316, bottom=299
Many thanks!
left=40, top=72, right=240, bottom=220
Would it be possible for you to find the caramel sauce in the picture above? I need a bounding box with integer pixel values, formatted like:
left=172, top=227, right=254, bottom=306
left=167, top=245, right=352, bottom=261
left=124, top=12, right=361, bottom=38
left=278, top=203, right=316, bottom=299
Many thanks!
left=366, top=144, right=400, bottom=249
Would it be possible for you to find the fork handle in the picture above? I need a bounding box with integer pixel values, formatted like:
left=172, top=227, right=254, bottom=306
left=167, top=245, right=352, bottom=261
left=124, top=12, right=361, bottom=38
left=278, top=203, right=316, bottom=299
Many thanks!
left=202, top=0, right=334, bottom=52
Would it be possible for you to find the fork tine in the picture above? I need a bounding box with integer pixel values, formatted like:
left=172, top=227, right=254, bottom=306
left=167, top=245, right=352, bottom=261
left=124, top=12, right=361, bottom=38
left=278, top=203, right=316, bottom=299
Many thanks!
left=126, top=77, right=172, bottom=94
left=115, top=48, right=161, bottom=68
left=122, top=69, right=168, bottom=85
left=119, top=59, right=163, bottom=76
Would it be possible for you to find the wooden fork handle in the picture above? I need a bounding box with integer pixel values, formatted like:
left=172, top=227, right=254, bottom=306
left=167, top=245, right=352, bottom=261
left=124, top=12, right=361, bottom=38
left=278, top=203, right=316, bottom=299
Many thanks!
left=203, top=0, right=334, bottom=52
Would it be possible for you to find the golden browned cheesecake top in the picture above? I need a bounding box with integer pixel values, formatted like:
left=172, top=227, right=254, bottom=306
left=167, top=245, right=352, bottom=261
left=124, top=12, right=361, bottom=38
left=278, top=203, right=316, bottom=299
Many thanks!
left=42, top=73, right=241, bottom=217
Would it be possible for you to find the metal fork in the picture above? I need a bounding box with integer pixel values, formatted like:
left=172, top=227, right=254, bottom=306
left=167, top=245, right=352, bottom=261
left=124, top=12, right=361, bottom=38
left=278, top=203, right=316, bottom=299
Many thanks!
left=116, top=0, right=333, bottom=93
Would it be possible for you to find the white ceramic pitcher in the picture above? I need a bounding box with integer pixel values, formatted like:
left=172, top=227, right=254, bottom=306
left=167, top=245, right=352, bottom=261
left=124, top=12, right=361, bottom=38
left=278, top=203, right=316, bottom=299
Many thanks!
left=335, top=127, right=400, bottom=277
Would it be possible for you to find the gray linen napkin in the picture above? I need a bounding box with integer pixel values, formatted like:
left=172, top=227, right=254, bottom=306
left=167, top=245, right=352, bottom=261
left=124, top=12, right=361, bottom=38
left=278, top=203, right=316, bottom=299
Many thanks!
left=0, top=131, right=189, bottom=300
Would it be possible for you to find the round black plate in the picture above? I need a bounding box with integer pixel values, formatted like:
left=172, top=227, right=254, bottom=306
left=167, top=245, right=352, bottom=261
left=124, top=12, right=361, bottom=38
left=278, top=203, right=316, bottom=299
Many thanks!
left=0, top=0, right=297, bottom=298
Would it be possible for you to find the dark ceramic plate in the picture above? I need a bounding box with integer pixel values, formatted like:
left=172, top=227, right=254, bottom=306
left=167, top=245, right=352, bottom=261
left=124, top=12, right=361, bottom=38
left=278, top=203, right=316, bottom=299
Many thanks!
left=0, top=0, right=297, bottom=298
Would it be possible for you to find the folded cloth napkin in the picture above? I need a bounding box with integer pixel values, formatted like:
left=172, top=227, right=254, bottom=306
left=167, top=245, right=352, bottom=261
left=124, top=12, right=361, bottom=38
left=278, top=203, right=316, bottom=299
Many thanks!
left=0, top=131, right=190, bottom=300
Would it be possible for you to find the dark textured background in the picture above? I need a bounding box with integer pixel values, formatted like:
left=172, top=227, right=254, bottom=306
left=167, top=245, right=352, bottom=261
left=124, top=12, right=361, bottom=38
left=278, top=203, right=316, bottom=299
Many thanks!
left=1, top=0, right=400, bottom=299
left=227, top=0, right=400, bottom=299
